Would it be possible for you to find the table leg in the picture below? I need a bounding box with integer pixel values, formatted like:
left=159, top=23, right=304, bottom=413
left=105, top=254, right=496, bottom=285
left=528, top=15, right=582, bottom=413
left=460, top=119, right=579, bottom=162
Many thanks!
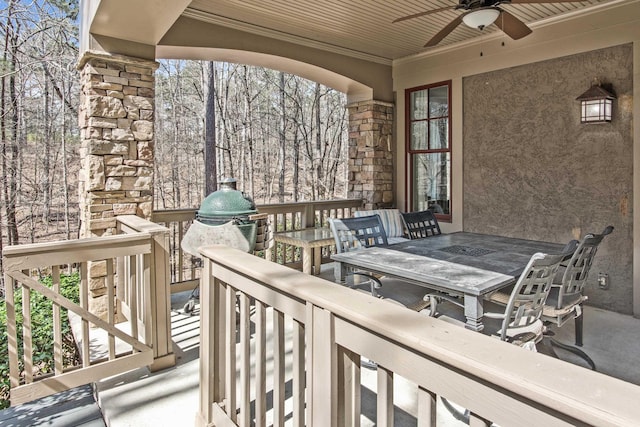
left=313, top=247, right=322, bottom=275
left=464, top=296, right=484, bottom=332
left=334, top=262, right=347, bottom=284
left=302, top=247, right=312, bottom=275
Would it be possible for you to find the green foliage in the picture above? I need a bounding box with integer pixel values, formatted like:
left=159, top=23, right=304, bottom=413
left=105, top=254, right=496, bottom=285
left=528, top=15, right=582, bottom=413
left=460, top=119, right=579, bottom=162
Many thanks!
left=0, top=272, right=80, bottom=409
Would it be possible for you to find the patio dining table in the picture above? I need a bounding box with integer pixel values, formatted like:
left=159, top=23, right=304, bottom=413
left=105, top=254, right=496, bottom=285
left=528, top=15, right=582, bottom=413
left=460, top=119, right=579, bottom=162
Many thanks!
left=331, top=232, right=565, bottom=331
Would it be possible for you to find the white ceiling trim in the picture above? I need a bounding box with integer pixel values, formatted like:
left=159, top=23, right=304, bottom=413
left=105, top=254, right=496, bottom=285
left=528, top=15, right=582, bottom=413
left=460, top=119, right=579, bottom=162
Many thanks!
left=181, top=7, right=393, bottom=66
left=394, top=0, right=633, bottom=66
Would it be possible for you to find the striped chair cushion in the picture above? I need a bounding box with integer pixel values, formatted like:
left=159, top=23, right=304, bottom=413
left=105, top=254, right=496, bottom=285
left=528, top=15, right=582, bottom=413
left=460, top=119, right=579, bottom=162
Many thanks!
left=354, top=209, right=405, bottom=238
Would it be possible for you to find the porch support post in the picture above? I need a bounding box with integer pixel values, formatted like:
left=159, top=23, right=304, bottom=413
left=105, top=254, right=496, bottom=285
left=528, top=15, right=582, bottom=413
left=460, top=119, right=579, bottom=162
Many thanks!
left=77, top=50, right=158, bottom=318
left=347, top=100, right=395, bottom=210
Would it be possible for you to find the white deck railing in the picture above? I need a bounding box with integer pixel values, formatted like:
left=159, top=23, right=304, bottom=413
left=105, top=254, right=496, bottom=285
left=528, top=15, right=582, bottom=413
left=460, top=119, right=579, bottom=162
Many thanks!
left=152, top=199, right=362, bottom=292
left=2, top=215, right=174, bottom=405
left=197, top=245, right=640, bottom=426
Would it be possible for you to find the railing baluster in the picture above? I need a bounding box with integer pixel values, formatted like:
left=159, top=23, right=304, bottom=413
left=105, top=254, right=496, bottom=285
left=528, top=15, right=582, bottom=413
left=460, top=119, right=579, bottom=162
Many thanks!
left=338, top=347, right=360, bottom=427
left=6, top=275, right=20, bottom=390
left=273, top=309, right=285, bottom=427
left=142, top=252, right=152, bottom=347
left=254, top=300, right=267, bottom=427
left=129, top=254, right=138, bottom=348
left=80, top=262, right=90, bottom=367
left=469, top=413, right=491, bottom=427
left=52, top=266, right=63, bottom=374
left=238, top=292, right=251, bottom=427
left=22, top=280, right=33, bottom=383
left=188, top=221, right=197, bottom=279
left=377, top=366, right=394, bottom=427
left=116, top=255, right=124, bottom=315
left=178, top=222, right=185, bottom=283
left=292, top=318, right=305, bottom=427
left=225, top=283, right=237, bottom=422
left=417, top=387, right=437, bottom=427
left=107, top=259, right=115, bottom=359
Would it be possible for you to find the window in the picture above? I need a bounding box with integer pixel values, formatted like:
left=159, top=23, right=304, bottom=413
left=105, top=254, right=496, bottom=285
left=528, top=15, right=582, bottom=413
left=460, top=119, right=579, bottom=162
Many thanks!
left=406, top=81, right=452, bottom=221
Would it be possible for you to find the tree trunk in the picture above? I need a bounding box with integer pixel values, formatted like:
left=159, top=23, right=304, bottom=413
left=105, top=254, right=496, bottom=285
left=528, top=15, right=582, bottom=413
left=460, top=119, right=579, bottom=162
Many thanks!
left=2, top=2, right=20, bottom=244
left=314, top=83, right=323, bottom=200
left=61, top=79, right=70, bottom=240
left=204, top=61, right=217, bottom=195
left=43, top=74, right=51, bottom=225
left=278, top=72, right=286, bottom=202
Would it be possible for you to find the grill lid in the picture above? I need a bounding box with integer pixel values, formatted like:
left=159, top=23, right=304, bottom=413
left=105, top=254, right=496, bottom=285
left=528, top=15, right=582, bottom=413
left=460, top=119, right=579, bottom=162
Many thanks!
left=197, top=178, right=257, bottom=220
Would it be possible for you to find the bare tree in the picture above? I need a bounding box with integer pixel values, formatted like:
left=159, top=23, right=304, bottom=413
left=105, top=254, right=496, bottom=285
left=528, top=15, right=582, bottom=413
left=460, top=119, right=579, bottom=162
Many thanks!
left=204, top=61, right=217, bottom=195
left=1, top=0, right=21, bottom=245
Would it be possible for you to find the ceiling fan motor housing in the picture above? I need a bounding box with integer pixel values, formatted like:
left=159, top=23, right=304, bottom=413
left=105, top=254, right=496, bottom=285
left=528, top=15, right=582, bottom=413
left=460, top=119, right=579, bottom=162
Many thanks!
left=395, top=0, right=569, bottom=47
left=460, top=0, right=509, bottom=8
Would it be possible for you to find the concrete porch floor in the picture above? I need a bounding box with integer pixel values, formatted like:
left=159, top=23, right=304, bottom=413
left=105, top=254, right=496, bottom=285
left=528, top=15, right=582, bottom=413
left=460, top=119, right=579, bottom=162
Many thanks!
left=96, top=264, right=640, bottom=426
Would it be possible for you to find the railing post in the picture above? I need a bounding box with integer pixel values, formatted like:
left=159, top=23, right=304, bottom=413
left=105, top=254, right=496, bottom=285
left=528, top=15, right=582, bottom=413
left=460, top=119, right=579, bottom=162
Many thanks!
left=147, top=224, right=176, bottom=371
left=116, top=215, right=176, bottom=371
left=197, top=258, right=227, bottom=427
left=308, top=304, right=339, bottom=426
left=302, top=203, right=316, bottom=229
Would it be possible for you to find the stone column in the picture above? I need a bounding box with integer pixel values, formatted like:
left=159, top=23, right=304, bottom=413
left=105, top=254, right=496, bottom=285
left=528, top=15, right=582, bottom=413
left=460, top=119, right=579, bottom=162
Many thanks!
left=347, top=100, right=394, bottom=209
left=77, top=51, right=158, bottom=318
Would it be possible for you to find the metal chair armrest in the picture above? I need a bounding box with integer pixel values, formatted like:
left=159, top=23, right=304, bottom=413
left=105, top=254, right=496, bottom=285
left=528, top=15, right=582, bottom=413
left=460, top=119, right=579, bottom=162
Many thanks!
left=483, top=312, right=506, bottom=320
left=346, top=272, right=383, bottom=297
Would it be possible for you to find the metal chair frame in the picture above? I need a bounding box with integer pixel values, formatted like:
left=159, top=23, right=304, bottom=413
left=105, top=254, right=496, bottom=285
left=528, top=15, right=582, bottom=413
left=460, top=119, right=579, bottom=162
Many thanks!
left=400, top=209, right=441, bottom=239
left=542, top=225, right=614, bottom=370
left=328, top=215, right=389, bottom=297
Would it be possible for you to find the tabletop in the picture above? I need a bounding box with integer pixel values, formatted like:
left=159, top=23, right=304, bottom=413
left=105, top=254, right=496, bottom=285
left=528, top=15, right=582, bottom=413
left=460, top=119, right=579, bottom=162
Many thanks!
left=331, top=232, right=565, bottom=295
left=330, top=232, right=566, bottom=330
left=274, top=227, right=335, bottom=275
left=273, top=228, right=334, bottom=246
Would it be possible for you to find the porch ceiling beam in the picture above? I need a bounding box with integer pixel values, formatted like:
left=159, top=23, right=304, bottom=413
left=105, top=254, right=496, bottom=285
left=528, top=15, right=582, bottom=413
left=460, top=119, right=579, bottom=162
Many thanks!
left=87, top=0, right=191, bottom=46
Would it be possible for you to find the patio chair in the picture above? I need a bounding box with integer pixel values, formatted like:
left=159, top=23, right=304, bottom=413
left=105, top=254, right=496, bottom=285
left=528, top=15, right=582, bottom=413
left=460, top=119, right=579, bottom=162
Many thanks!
left=426, top=251, right=566, bottom=347
left=424, top=250, right=565, bottom=423
left=400, top=209, right=442, bottom=239
left=328, top=215, right=389, bottom=297
left=541, top=225, right=614, bottom=369
left=354, top=208, right=409, bottom=244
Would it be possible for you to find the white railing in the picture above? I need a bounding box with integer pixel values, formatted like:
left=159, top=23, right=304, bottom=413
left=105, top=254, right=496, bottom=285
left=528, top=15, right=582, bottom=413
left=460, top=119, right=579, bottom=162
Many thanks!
left=152, top=199, right=362, bottom=292
left=197, top=245, right=640, bottom=426
left=116, top=215, right=176, bottom=370
left=2, top=216, right=174, bottom=405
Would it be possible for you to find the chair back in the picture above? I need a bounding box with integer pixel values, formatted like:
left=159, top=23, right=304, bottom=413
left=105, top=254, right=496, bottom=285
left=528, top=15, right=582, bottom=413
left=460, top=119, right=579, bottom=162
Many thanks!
left=499, top=252, right=565, bottom=342
left=328, top=215, right=389, bottom=253
left=400, top=209, right=441, bottom=239
left=558, top=225, right=614, bottom=305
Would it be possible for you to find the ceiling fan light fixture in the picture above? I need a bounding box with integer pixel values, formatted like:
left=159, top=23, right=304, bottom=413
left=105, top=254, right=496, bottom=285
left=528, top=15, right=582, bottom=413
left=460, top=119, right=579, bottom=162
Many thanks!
left=462, top=8, right=500, bottom=30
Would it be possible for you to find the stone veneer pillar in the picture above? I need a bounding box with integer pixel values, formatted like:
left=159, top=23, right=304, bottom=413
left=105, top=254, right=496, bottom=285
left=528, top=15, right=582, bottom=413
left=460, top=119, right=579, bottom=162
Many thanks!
left=77, top=51, right=158, bottom=318
left=347, top=100, right=395, bottom=209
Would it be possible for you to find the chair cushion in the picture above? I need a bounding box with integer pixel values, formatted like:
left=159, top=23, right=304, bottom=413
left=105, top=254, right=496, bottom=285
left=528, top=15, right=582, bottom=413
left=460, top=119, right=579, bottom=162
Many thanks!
left=355, top=209, right=405, bottom=238
left=431, top=299, right=543, bottom=347
left=500, top=319, right=544, bottom=344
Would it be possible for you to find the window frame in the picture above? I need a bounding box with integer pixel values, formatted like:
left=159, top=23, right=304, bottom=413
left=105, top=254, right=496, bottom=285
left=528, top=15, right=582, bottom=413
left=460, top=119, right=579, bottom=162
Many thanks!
left=405, top=80, right=453, bottom=222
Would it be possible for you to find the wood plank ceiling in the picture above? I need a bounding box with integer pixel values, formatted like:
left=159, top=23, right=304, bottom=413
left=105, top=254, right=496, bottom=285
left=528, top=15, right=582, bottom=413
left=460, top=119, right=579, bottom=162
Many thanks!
left=184, top=0, right=617, bottom=62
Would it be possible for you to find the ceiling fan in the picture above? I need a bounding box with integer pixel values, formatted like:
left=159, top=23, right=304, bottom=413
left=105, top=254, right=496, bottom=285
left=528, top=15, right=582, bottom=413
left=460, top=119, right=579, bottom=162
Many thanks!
left=393, top=0, right=580, bottom=47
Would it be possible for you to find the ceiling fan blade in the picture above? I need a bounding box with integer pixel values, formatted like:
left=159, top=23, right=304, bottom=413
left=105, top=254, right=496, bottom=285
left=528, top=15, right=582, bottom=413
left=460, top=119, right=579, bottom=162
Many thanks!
left=509, top=0, right=583, bottom=3
left=424, top=14, right=464, bottom=47
left=494, top=10, right=532, bottom=40
left=393, top=6, right=457, bottom=23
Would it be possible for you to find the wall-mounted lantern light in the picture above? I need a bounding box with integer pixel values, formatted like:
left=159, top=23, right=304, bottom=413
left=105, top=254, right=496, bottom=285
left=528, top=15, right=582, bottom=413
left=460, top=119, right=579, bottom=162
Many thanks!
left=576, top=79, right=616, bottom=124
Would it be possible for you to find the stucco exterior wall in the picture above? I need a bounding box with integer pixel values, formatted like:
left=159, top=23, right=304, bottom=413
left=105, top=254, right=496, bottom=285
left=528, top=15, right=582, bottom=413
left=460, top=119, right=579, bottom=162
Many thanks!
left=393, top=2, right=640, bottom=315
left=462, top=44, right=633, bottom=313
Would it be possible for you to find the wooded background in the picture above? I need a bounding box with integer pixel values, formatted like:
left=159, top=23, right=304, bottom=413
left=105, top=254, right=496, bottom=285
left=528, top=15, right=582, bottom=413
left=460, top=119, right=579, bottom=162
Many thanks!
left=0, top=0, right=349, bottom=252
